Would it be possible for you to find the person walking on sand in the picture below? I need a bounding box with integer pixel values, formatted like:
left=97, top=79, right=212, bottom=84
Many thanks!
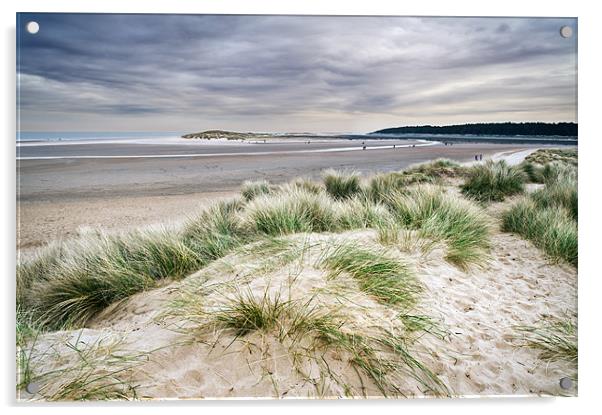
left=480, top=154, right=483, bottom=161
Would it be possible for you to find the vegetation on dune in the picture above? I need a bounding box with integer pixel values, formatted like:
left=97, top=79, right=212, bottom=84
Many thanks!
left=502, top=164, right=577, bottom=266
left=383, top=186, right=491, bottom=267
left=240, top=179, right=273, bottom=201
left=525, top=148, right=578, bottom=166
left=240, top=188, right=339, bottom=235
left=211, top=287, right=448, bottom=396
left=18, top=333, right=146, bottom=401
left=22, top=230, right=202, bottom=329
left=322, top=169, right=362, bottom=200
left=461, top=160, right=525, bottom=202
left=366, top=159, right=465, bottom=203
left=502, top=200, right=577, bottom=266
left=403, top=158, right=466, bottom=178
left=319, top=241, right=419, bottom=307
left=513, top=318, right=577, bottom=365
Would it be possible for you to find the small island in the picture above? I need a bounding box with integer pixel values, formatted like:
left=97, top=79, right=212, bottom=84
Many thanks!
left=182, top=130, right=272, bottom=140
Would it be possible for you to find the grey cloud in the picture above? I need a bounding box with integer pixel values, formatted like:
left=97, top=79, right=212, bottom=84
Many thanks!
left=17, top=14, right=577, bottom=132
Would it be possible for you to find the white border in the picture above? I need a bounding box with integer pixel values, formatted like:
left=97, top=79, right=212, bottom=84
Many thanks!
left=2, top=1, right=600, bottom=414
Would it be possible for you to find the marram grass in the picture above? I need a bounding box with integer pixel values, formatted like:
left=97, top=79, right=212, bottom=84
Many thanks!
left=461, top=160, right=525, bottom=202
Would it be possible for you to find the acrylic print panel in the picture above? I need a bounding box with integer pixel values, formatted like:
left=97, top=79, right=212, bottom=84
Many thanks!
left=16, top=13, right=578, bottom=400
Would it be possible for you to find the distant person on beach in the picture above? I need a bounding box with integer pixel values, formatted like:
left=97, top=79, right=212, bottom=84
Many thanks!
left=480, top=154, right=483, bottom=161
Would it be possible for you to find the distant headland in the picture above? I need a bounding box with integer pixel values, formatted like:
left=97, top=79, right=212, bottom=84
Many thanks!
left=372, top=122, right=577, bottom=137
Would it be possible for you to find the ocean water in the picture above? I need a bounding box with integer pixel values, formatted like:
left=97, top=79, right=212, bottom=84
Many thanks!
left=16, top=131, right=184, bottom=142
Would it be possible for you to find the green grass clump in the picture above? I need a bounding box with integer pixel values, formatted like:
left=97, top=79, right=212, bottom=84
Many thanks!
left=502, top=162, right=577, bottom=266
left=461, top=160, right=525, bottom=202
left=287, top=178, right=324, bottom=194
left=366, top=172, right=433, bottom=203
left=240, top=187, right=338, bottom=235
left=519, top=161, right=545, bottom=183
left=26, top=230, right=202, bottom=329
left=384, top=186, right=490, bottom=267
left=319, top=242, right=419, bottom=307
left=525, top=148, right=578, bottom=167
left=215, top=290, right=288, bottom=337
left=403, top=158, right=466, bottom=178
left=335, top=196, right=396, bottom=230
left=502, top=200, right=577, bottom=266
left=514, top=318, right=577, bottom=364
left=182, top=198, right=247, bottom=261
left=240, top=179, right=273, bottom=201
left=322, top=169, right=362, bottom=200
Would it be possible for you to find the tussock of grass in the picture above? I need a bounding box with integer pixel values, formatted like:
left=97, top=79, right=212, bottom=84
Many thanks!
left=502, top=163, right=577, bottom=266
left=531, top=164, right=577, bottom=220
left=335, top=196, right=395, bottom=230
left=519, top=161, right=545, bottom=184
left=502, top=200, right=577, bottom=266
left=322, top=169, right=362, bottom=200
left=287, top=178, right=324, bottom=194
left=403, top=158, right=466, bottom=178
left=514, top=318, right=577, bottom=364
left=319, top=241, right=419, bottom=307
left=366, top=172, right=433, bottom=203
left=26, top=230, right=201, bottom=329
left=384, top=186, right=490, bottom=267
left=525, top=148, right=578, bottom=167
left=182, top=198, right=247, bottom=261
left=240, top=179, right=273, bottom=201
left=461, top=160, right=525, bottom=202
left=215, top=289, right=288, bottom=337
left=240, top=187, right=338, bottom=235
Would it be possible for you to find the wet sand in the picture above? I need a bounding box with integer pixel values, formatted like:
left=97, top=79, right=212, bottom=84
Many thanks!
left=17, top=139, right=546, bottom=250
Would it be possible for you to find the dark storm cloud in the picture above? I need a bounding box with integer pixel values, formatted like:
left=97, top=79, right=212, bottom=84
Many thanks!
left=17, top=14, right=577, bottom=131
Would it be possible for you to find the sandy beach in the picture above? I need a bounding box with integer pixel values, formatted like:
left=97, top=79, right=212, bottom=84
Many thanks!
left=17, top=138, right=546, bottom=251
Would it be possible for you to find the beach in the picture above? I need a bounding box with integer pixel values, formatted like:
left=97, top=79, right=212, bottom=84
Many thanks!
left=17, top=138, right=546, bottom=251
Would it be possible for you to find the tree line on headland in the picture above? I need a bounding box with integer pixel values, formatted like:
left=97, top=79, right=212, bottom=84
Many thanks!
left=373, top=122, right=577, bottom=137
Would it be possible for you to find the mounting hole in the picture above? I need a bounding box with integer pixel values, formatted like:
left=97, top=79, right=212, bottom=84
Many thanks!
left=559, top=377, right=573, bottom=389
left=560, top=26, right=573, bottom=38
left=25, top=382, right=40, bottom=394
left=26, top=21, right=39, bottom=34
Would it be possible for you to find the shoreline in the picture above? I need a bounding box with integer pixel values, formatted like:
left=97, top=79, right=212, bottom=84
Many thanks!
left=17, top=143, right=550, bottom=253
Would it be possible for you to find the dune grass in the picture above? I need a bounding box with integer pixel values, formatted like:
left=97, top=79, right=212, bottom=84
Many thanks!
left=182, top=198, right=248, bottom=261
left=319, top=241, right=419, bottom=307
left=322, top=169, right=362, bottom=200
left=240, top=187, right=338, bottom=235
left=519, top=161, right=545, bottom=184
left=240, top=179, right=273, bottom=201
left=365, top=159, right=464, bottom=203
left=531, top=165, right=577, bottom=221
left=403, top=158, right=466, bottom=178
left=514, top=318, right=577, bottom=364
left=502, top=200, right=577, bottom=266
left=502, top=164, right=577, bottom=266
left=525, top=148, right=578, bottom=167
left=461, top=160, right=525, bottom=202
left=18, top=332, right=146, bottom=401
left=23, top=230, right=202, bottom=330
left=383, top=186, right=491, bottom=267
left=212, top=291, right=448, bottom=397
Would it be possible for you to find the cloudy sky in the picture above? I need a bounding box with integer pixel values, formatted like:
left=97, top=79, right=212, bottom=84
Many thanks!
left=17, top=14, right=577, bottom=133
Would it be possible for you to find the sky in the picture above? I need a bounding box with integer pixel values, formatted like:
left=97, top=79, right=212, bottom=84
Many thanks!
left=17, top=14, right=577, bottom=133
